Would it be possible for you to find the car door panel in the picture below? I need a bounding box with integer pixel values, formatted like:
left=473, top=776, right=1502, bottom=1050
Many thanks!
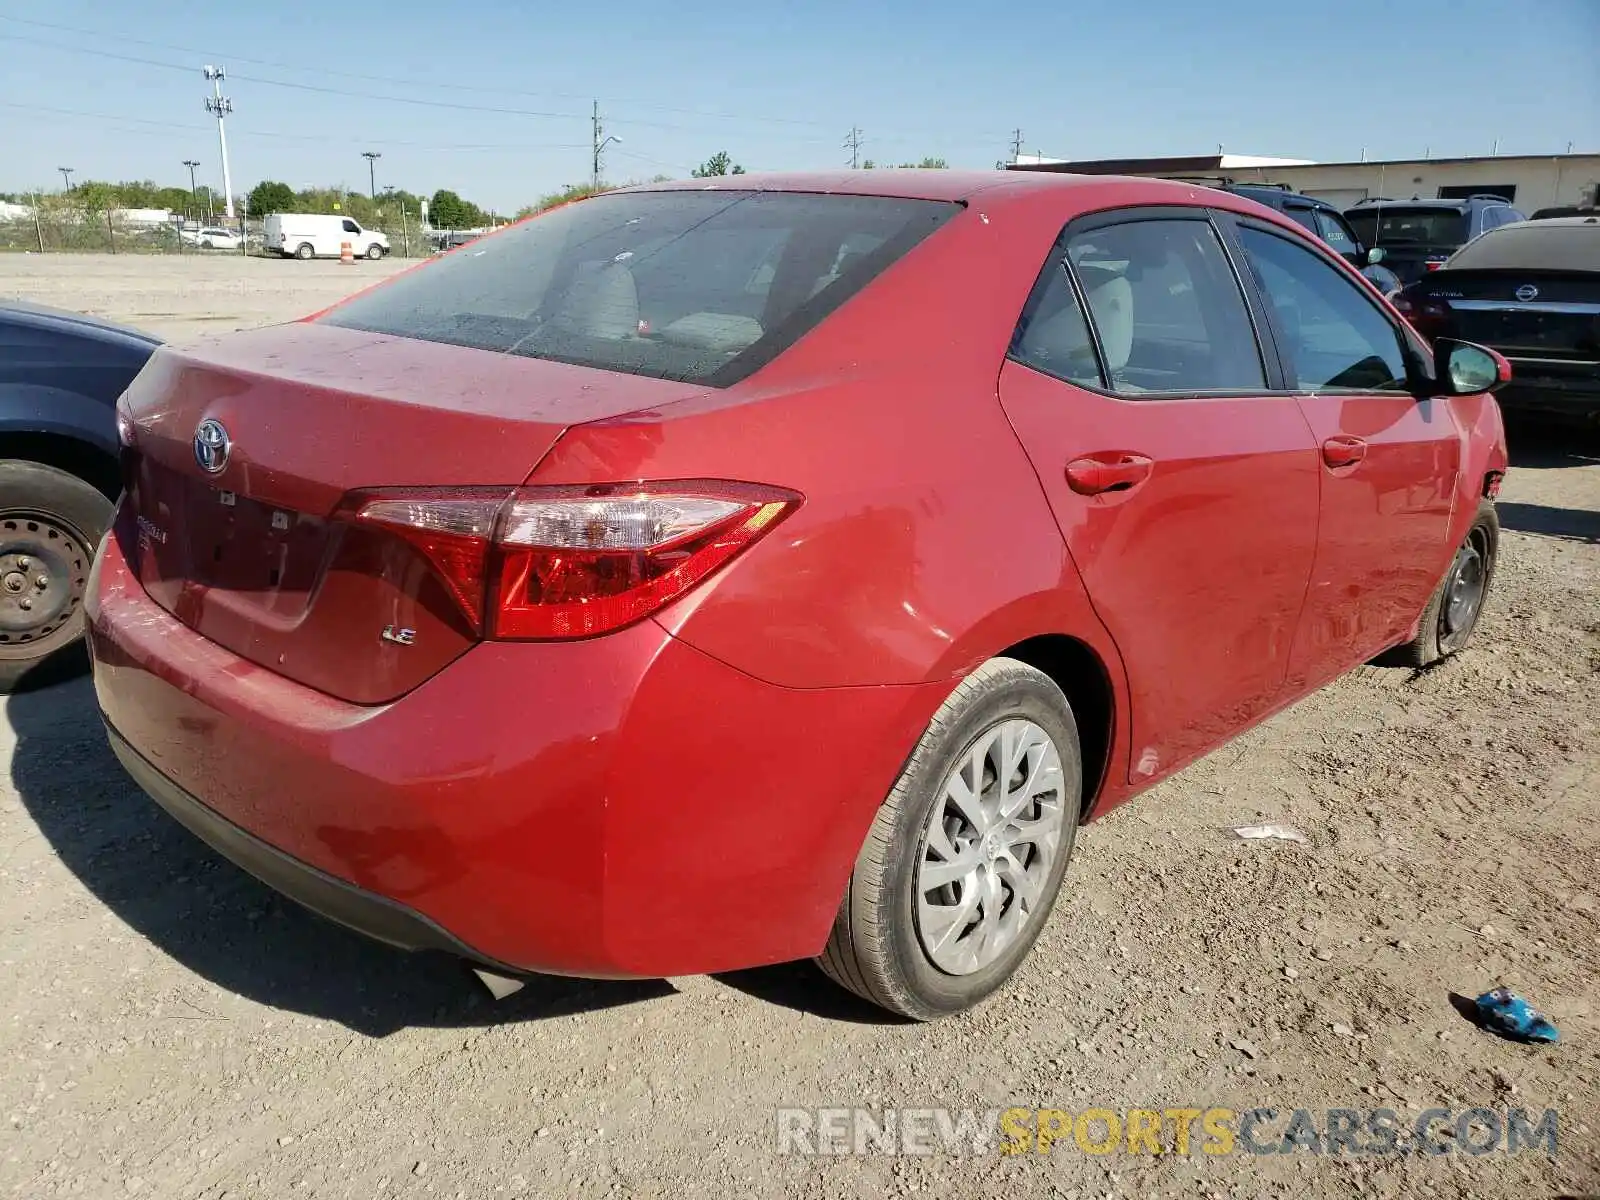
left=999, top=211, right=1321, bottom=785
left=1228, top=220, right=1460, bottom=692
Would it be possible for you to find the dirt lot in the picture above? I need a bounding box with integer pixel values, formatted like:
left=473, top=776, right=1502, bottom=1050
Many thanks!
left=0, top=255, right=1596, bottom=1200
left=1, top=252, right=411, bottom=343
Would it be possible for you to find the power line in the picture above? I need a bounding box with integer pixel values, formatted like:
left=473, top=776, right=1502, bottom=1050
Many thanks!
left=0, top=101, right=590, bottom=153
left=0, top=15, right=843, bottom=132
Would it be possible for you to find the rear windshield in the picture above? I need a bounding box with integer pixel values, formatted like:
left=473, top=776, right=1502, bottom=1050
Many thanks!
left=1445, top=221, right=1600, bottom=272
left=1344, top=207, right=1469, bottom=247
left=321, top=189, right=958, bottom=386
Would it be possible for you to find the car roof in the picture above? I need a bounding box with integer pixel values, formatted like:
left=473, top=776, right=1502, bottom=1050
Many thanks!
left=626, top=169, right=1228, bottom=207
left=1226, top=185, right=1334, bottom=210
left=0, top=301, right=161, bottom=347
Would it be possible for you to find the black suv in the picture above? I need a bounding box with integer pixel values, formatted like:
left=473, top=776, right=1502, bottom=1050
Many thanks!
left=1343, top=195, right=1526, bottom=286
left=1220, top=185, right=1401, bottom=295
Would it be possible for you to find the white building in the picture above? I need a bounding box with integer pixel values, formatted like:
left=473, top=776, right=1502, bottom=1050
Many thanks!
left=1007, top=151, right=1600, bottom=215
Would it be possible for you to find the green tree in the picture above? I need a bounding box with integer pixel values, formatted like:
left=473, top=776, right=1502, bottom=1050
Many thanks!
left=691, top=151, right=745, bottom=178
left=860, top=159, right=878, bottom=170
left=247, top=180, right=296, bottom=218
left=429, top=188, right=488, bottom=229
left=76, top=182, right=117, bottom=215
left=898, top=157, right=948, bottom=168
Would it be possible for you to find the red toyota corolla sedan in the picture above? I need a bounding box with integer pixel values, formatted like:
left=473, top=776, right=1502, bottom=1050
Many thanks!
left=88, top=172, right=1510, bottom=1019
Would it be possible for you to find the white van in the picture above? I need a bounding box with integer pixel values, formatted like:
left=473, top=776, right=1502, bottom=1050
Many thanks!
left=264, top=214, right=389, bottom=260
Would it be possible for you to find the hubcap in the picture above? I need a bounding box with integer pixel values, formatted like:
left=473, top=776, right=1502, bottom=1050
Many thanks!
left=1439, top=529, right=1489, bottom=650
left=915, top=719, right=1067, bottom=976
left=0, top=513, right=90, bottom=651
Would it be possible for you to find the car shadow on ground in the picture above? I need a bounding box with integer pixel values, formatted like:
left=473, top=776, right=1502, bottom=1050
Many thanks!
left=6, top=677, right=674, bottom=1037
left=1495, top=501, right=1600, bottom=543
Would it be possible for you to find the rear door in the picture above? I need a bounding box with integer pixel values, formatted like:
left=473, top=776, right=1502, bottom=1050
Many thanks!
left=998, top=207, right=1321, bottom=784
left=1224, top=217, right=1459, bottom=690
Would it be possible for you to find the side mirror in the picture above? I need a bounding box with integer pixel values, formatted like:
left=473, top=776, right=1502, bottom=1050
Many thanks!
left=1434, top=339, right=1511, bottom=395
left=1365, top=246, right=1386, bottom=266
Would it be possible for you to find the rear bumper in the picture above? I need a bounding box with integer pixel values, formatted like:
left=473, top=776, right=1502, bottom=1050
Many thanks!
left=106, top=722, right=517, bottom=969
left=87, top=525, right=944, bottom=978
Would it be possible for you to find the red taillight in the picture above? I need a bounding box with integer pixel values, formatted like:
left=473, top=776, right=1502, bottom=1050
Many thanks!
left=349, top=481, right=800, bottom=640
left=1424, top=260, right=1446, bottom=272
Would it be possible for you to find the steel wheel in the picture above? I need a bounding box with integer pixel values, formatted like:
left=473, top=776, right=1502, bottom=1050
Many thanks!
left=915, top=718, right=1067, bottom=976
left=1438, top=525, right=1490, bottom=653
left=0, top=511, right=91, bottom=660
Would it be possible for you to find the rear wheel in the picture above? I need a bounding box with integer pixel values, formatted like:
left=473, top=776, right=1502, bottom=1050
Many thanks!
left=1397, top=500, right=1499, bottom=667
left=295, top=242, right=314, bottom=261
left=0, top=461, right=113, bottom=693
left=366, top=243, right=385, bottom=260
left=816, top=659, right=1081, bottom=1020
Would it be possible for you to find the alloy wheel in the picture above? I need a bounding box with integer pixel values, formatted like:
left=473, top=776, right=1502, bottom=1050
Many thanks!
left=915, top=719, right=1067, bottom=976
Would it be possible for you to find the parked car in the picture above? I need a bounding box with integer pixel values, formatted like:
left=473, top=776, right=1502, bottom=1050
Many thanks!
left=1530, top=205, right=1597, bottom=221
left=90, top=173, right=1510, bottom=1019
left=0, top=303, right=158, bottom=691
left=1221, top=184, right=1402, bottom=295
left=1394, top=215, right=1600, bottom=426
left=1344, top=196, right=1526, bottom=286
left=263, top=213, right=389, bottom=260
left=180, top=226, right=240, bottom=250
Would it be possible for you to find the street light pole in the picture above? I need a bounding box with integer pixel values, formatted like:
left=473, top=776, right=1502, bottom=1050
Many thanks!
left=363, top=151, right=381, bottom=201
left=57, top=166, right=74, bottom=192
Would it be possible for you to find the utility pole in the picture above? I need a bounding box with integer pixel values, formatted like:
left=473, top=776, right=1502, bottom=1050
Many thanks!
left=385, top=186, right=410, bottom=257
left=57, top=166, right=74, bottom=192
left=1010, top=128, right=1024, bottom=163
left=204, top=65, right=236, bottom=220
left=182, top=159, right=201, bottom=224
left=363, top=151, right=381, bottom=200
left=590, top=102, right=620, bottom=191
left=844, top=127, right=864, bottom=169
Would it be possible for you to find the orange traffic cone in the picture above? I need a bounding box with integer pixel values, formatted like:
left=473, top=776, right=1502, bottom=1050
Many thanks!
left=339, top=241, right=355, bottom=265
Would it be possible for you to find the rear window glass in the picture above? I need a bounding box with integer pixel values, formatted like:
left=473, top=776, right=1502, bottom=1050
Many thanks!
left=1445, top=222, right=1600, bottom=272
left=321, top=190, right=958, bottom=386
left=1344, top=207, right=1469, bottom=247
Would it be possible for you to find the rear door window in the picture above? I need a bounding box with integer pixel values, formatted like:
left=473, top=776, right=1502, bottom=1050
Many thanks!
left=1345, top=207, right=1470, bottom=247
left=1237, top=226, right=1410, bottom=393
left=321, top=190, right=957, bottom=386
left=1059, top=218, right=1266, bottom=394
left=1313, top=211, right=1361, bottom=255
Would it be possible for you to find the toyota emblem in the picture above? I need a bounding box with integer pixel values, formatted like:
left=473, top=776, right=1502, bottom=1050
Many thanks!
left=1515, top=284, right=1539, bottom=302
left=194, top=419, right=230, bottom=474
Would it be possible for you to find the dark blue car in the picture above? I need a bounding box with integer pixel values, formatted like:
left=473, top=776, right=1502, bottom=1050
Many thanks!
left=0, top=302, right=158, bottom=691
left=1221, top=185, right=1403, bottom=296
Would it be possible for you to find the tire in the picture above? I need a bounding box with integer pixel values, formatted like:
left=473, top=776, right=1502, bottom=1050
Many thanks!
left=366, top=243, right=385, bottom=260
left=0, top=461, right=115, bottom=694
left=1396, top=500, right=1499, bottom=668
left=295, top=242, right=314, bottom=261
left=200, top=239, right=214, bottom=249
left=816, top=658, right=1081, bottom=1020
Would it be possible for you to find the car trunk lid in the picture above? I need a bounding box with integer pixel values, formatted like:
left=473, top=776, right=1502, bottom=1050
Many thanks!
left=1409, top=269, right=1600, bottom=362
left=119, top=322, right=706, bottom=703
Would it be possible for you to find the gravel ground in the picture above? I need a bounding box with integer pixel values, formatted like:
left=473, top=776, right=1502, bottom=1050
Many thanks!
left=1, top=252, right=411, bottom=343
left=0, top=255, right=1596, bottom=1200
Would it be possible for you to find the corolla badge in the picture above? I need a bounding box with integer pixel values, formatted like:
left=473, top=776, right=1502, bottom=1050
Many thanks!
left=194, top=419, right=231, bottom=473
left=1515, top=284, right=1540, bottom=302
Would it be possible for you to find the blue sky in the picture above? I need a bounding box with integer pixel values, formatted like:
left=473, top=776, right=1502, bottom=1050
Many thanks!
left=2, top=0, right=1597, bottom=213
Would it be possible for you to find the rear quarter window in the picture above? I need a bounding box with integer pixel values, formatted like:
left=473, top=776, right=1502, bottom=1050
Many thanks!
left=320, top=190, right=958, bottom=386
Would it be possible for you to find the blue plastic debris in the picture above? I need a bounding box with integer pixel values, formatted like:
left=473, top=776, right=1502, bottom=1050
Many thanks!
left=1474, top=988, right=1560, bottom=1044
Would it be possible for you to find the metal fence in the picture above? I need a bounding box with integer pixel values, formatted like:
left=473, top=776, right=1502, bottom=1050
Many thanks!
left=0, top=209, right=432, bottom=257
